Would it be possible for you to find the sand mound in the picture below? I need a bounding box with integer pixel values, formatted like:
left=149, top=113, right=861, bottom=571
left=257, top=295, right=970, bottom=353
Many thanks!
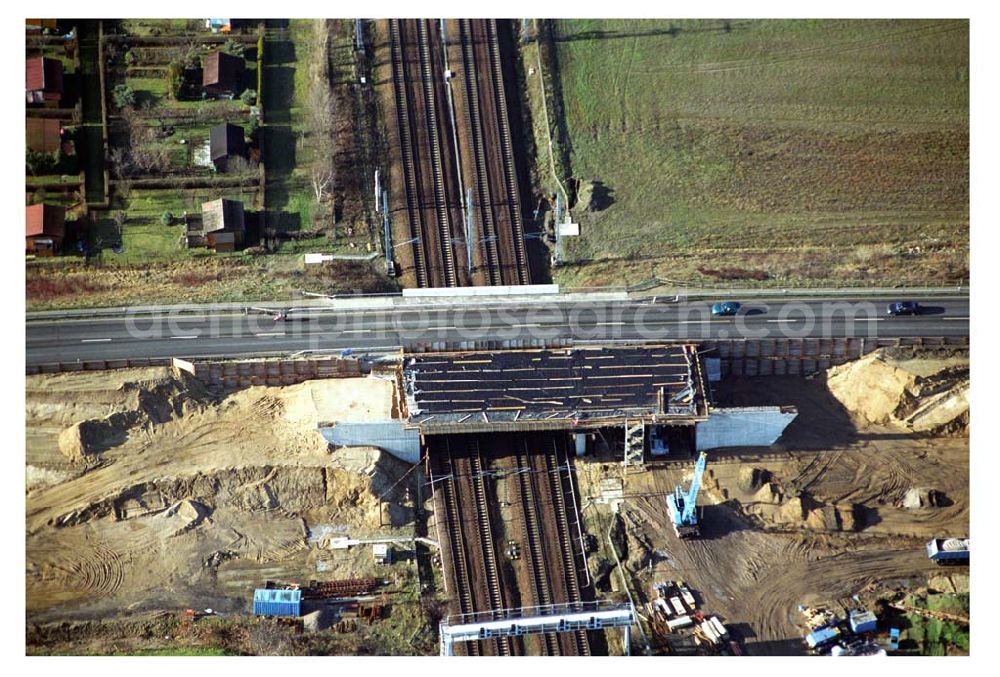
left=58, top=416, right=129, bottom=462
left=901, top=487, right=943, bottom=509
left=55, top=368, right=210, bottom=463
left=826, top=349, right=968, bottom=435
left=738, top=467, right=771, bottom=493
left=752, top=482, right=782, bottom=505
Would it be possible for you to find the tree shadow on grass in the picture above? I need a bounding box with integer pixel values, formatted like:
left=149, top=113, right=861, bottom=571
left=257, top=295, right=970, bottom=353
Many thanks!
left=554, top=20, right=750, bottom=42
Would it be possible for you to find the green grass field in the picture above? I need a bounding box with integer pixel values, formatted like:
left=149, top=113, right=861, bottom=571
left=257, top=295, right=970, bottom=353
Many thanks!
left=543, top=19, right=968, bottom=288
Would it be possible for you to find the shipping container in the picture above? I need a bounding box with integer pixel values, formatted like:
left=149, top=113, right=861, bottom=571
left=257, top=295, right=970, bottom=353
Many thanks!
left=849, top=610, right=877, bottom=634
left=806, top=626, right=840, bottom=649
left=670, top=597, right=686, bottom=616
left=253, top=588, right=302, bottom=617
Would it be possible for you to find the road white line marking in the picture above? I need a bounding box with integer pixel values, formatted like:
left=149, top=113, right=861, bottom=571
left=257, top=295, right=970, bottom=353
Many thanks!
left=595, top=321, right=624, bottom=326
left=766, top=319, right=799, bottom=323
left=255, top=332, right=285, bottom=337
left=510, top=323, right=542, bottom=328
left=942, top=317, right=970, bottom=321
left=342, top=329, right=372, bottom=334
left=171, top=335, right=198, bottom=339
left=81, top=338, right=112, bottom=343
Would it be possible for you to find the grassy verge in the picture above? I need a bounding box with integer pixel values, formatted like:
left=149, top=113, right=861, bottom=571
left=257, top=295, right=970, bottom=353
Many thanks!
left=540, top=18, right=968, bottom=288
left=26, top=255, right=396, bottom=310
left=896, top=592, right=969, bottom=655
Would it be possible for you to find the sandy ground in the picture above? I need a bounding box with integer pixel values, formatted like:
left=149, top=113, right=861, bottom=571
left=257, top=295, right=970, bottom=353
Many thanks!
left=26, top=368, right=413, bottom=624
left=575, top=352, right=969, bottom=656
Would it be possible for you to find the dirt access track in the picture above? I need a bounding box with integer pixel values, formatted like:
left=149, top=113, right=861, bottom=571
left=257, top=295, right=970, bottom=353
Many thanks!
left=25, top=367, right=411, bottom=624
left=577, top=347, right=969, bottom=655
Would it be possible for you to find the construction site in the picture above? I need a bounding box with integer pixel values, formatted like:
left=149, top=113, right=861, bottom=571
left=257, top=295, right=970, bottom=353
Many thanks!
left=25, top=337, right=969, bottom=656
left=23, top=13, right=970, bottom=660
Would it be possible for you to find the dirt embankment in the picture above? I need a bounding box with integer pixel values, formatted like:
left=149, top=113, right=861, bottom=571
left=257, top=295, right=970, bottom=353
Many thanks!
left=826, top=348, right=969, bottom=436
left=26, top=367, right=409, bottom=623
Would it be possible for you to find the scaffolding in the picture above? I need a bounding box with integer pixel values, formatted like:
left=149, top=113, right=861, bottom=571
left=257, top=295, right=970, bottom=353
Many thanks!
left=624, top=419, right=645, bottom=468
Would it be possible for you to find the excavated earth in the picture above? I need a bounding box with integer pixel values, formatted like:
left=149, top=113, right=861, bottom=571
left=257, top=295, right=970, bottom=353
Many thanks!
left=26, top=367, right=410, bottom=623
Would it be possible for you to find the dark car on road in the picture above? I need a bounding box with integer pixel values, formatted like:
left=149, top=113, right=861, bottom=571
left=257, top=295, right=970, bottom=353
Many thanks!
left=711, top=301, right=742, bottom=316
left=886, top=301, right=921, bottom=316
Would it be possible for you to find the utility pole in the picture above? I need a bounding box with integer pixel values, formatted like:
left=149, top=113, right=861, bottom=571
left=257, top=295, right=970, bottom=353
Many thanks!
left=466, top=187, right=474, bottom=276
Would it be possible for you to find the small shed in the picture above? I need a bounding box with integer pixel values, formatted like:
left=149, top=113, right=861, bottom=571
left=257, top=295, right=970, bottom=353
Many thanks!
left=26, top=118, right=65, bottom=153
left=26, top=57, right=63, bottom=105
left=253, top=588, right=301, bottom=617
left=373, top=543, right=392, bottom=564
left=201, top=198, right=245, bottom=234
left=207, top=230, right=239, bottom=252
left=27, top=19, right=59, bottom=31
left=209, top=122, right=247, bottom=172
left=202, top=51, right=245, bottom=97
left=25, top=203, right=65, bottom=255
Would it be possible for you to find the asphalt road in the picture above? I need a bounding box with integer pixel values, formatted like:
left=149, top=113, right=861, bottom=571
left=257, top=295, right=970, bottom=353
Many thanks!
left=25, top=296, right=970, bottom=365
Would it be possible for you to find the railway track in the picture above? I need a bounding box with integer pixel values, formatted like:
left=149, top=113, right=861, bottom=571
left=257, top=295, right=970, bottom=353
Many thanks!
left=432, top=439, right=480, bottom=655
left=387, top=19, right=429, bottom=287
left=483, top=20, right=529, bottom=285
left=466, top=438, right=514, bottom=655
left=513, top=446, right=561, bottom=655
left=458, top=19, right=504, bottom=285
left=543, top=438, right=591, bottom=656
left=415, top=20, right=459, bottom=287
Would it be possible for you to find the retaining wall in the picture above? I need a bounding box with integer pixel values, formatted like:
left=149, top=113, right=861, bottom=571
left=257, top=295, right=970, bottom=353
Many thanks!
left=704, top=335, right=969, bottom=377
left=174, top=357, right=362, bottom=389
left=26, top=356, right=362, bottom=389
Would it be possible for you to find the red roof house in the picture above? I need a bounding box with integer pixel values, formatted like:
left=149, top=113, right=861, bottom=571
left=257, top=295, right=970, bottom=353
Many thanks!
left=26, top=57, right=64, bottom=105
left=26, top=203, right=66, bottom=255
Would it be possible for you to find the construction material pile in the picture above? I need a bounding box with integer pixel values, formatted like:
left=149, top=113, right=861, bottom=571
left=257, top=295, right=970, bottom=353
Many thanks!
left=825, top=349, right=968, bottom=436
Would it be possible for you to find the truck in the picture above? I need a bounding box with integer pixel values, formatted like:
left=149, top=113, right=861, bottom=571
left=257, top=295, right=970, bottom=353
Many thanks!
left=888, top=627, right=900, bottom=651
left=670, top=597, right=687, bottom=616
left=926, top=538, right=970, bottom=565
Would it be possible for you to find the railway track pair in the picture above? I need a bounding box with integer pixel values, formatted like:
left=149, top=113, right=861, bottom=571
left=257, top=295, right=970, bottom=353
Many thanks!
left=387, top=19, right=458, bottom=288
left=433, top=438, right=513, bottom=655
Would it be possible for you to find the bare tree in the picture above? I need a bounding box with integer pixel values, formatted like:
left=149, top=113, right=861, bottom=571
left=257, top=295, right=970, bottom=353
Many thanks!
left=305, top=20, right=337, bottom=224
left=311, top=164, right=333, bottom=204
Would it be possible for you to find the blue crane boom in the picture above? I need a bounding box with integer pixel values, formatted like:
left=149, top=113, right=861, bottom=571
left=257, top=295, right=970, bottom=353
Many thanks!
left=681, top=452, right=707, bottom=524
left=666, top=452, right=708, bottom=538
